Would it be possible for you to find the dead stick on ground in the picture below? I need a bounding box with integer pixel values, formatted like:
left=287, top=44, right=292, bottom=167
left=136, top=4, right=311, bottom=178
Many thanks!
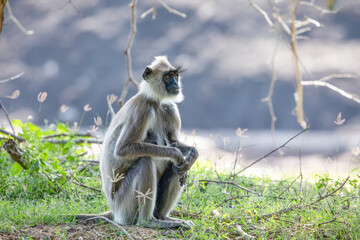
left=236, top=128, right=309, bottom=176
left=86, top=216, right=134, bottom=240
left=43, top=139, right=103, bottom=144
left=71, top=175, right=101, bottom=193
left=260, top=176, right=350, bottom=219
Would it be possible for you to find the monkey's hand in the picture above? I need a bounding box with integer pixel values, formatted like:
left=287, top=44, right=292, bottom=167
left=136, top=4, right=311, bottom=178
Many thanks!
left=174, top=147, right=198, bottom=186
left=178, top=147, right=198, bottom=174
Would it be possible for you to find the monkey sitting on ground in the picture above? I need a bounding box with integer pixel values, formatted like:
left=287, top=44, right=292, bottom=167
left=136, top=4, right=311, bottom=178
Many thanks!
left=94, top=56, right=198, bottom=229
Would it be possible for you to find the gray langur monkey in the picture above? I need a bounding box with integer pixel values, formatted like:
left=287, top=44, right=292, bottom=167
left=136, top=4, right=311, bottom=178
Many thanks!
left=99, top=56, right=198, bottom=228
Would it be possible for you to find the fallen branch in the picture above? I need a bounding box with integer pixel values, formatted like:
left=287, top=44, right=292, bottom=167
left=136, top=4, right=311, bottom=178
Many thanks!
left=42, top=132, right=96, bottom=139
left=260, top=176, right=350, bottom=219
left=44, top=139, right=103, bottom=144
left=199, top=179, right=259, bottom=196
left=71, top=175, right=101, bottom=193
left=236, top=128, right=309, bottom=176
left=0, top=129, right=25, bottom=142
left=158, top=0, right=186, bottom=18
left=2, top=139, right=28, bottom=169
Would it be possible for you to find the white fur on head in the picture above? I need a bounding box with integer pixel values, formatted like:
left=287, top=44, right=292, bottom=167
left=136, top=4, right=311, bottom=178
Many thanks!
left=140, top=56, right=184, bottom=103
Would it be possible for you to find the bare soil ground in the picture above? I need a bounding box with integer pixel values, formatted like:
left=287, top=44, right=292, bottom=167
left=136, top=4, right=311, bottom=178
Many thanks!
left=0, top=223, right=180, bottom=240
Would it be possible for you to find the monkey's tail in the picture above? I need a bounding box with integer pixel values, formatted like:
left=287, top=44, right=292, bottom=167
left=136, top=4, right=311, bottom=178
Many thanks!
left=62, top=211, right=113, bottom=223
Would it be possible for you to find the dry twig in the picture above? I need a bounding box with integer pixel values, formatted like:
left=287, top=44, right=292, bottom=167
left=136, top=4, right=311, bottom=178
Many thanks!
left=249, top=1, right=273, bottom=28
left=300, top=0, right=340, bottom=15
left=53, top=0, right=85, bottom=17
left=236, top=128, right=309, bottom=176
left=5, top=1, right=34, bottom=35
left=260, top=176, right=350, bottom=219
left=72, top=179, right=101, bottom=193
left=0, top=72, right=24, bottom=84
left=301, top=80, right=360, bottom=104
left=118, top=0, right=140, bottom=107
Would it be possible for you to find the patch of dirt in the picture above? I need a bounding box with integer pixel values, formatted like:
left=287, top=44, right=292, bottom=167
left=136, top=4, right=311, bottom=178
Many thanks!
left=0, top=223, right=181, bottom=240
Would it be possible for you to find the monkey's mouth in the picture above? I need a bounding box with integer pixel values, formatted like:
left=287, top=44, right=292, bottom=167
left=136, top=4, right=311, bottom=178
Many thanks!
left=168, top=87, right=179, bottom=95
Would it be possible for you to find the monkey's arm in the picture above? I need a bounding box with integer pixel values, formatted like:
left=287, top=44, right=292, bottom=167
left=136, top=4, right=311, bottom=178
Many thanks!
left=114, top=109, right=184, bottom=165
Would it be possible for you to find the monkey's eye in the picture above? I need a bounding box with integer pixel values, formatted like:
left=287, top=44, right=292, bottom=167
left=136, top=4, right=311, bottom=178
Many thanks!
left=174, top=74, right=179, bottom=80
left=144, top=67, right=152, bottom=76
left=164, top=74, right=171, bottom=81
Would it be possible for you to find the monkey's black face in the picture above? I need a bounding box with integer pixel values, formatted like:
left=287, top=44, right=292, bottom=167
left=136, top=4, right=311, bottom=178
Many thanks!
left=163, top=70, right=180, bottom=95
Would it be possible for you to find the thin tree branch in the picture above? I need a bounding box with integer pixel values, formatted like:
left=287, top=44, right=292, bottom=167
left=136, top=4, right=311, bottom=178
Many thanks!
left=236, top=128, right=309, bottom=176
left=158, top=0, right=187, bottom=18
left=316, top=73, right=356, bottom=82
left=249, top=1, right=274, bottom=28
left=318, top=217, right=345, bottom=226
left=118, top=0, right=140, bottom=107
left=301, top=80, right=360, bottom=104
left=260, top=176, right=350, bottom=219
left=5, top=1, right=34, bottom=35
left=199, top=179, right=259, bottom=196
left=0, top=99, right=15, bottom=134
left=42, top=170, right=61, bottom=193
left=300, top=0, right=340, bottom=15
left=71, top=180, right=101, bottom=193
left=0, top=72, right=24, bottom=84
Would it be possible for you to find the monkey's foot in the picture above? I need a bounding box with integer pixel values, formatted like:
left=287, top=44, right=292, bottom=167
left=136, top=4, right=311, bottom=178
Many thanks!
left=137, top=218, right=194, bottom=229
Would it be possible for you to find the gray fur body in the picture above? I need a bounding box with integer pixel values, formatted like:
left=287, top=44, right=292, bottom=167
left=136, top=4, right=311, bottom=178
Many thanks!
left=100, top=56, right=198, bottom=228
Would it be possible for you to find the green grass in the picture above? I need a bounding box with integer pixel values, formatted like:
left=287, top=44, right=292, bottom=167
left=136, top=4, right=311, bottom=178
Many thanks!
left=1, top=157, right=359, bottom=239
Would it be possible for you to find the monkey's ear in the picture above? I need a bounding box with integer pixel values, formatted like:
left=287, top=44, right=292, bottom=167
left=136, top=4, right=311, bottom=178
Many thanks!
left=142, top=67, right=152, bottom=80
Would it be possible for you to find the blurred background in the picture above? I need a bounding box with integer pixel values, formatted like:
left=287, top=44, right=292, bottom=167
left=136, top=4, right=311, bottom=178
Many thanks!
left=0, top=0, right=359, bottom=178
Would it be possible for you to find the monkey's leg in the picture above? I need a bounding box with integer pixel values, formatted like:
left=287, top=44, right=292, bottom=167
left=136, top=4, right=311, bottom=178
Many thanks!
left=112, top=157, right=157, bottom=225
left=153, top=162, right=194, bottom=229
